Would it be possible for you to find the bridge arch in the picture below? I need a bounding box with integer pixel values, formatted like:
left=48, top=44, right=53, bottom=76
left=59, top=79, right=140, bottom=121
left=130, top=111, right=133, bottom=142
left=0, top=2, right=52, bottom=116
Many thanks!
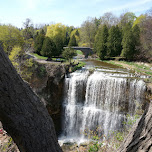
left=63, top=47, right=93, bottom=58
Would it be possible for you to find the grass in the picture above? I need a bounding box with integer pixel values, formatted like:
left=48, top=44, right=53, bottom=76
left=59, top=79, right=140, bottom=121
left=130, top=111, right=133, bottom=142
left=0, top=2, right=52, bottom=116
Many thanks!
left=31, top=53, right=48, bottom=60
left=70, top=60, right=86, bottom=72
left=30, top=53, right=86, bottom=72
left=103, top=60, right=152, bottom=83
left=76, top=50, right=83, bottom=55
left=104, top=60, right=124, bottom=68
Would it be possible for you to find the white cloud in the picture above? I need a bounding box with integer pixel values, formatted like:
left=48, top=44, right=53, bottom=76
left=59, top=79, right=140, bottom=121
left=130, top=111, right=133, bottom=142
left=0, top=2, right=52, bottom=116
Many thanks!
left=100, top=0, right=152, bottom=14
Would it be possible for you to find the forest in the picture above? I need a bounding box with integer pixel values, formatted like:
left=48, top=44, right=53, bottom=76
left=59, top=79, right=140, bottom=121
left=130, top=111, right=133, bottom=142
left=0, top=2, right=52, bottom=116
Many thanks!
left=0, top=8, right=152, bottom=68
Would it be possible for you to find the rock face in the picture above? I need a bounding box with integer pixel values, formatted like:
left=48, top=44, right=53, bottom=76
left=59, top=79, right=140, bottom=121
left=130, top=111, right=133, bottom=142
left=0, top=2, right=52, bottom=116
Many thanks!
left=0, top=45, right=62, bottom=152
left=29, top=63, right=66, bottom=135
left=118, top=101, right=152, bottom=152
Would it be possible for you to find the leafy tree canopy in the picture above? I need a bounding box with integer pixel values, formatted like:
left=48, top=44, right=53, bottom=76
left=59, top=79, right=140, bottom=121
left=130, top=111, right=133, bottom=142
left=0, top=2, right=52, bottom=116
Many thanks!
left=0, top=25, right=24, bottom=55
left=46, top=23, right=66, bottom=55
left=62, top=47, right=76, bottom=63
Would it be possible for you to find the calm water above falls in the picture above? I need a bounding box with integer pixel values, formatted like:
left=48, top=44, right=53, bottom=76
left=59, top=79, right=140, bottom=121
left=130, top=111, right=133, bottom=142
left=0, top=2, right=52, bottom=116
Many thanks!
left=59, top=60, right=146, bottom=143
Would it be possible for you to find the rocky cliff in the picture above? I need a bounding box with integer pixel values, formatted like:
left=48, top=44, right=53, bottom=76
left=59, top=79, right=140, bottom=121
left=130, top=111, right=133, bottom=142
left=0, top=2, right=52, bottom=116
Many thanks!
left=29, top=62, right=67, bottom=135
left=118, top=101, right=152, bottom=152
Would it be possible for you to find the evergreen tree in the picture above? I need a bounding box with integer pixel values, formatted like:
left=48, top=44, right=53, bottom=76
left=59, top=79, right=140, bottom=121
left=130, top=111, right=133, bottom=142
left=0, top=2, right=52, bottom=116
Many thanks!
left=132, top=24, right=140, bottom=49
left=46, top=23, right=66, bottom=56
left=68, top=35, right=77, bottom=46
left=107, top=25, right=122, bottom=57
left=41, top=37, right=56, bottom=58
left=121, top=23, right=140, bottom=60
left=34, top=34, right=45, bottom=55
left=94, top=24, right=108, bottom=60
left=121, top=23, right=134, bottom=60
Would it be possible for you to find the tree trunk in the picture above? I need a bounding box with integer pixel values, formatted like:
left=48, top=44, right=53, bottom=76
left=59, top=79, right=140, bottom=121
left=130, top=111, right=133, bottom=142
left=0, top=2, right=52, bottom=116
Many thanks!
left=118, top=102, right=152, bottom=152
left=0, top=46, right=62, bottom=152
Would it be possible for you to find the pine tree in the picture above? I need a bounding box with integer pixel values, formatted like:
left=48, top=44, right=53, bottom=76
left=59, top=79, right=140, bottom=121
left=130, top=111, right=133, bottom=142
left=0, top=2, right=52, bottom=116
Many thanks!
left=107, top=25, right=122, bottom=57
left=34, top=34, right=45, bottom=55
left=121, top=23, right=134, bottom=60
left=94, top=24, right=108, bottom=60
left=68, top=35, right=77, bottom=46
left=41, top=37, right=56, bottom=58
left=121, top=23, right=140, bottom=60
left=132, top=24, right=140, bottom=57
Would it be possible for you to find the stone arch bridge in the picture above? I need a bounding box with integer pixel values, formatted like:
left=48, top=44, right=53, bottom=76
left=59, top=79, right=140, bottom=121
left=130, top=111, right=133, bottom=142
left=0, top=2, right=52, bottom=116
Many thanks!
left=63, top=47, right=93, bottom=58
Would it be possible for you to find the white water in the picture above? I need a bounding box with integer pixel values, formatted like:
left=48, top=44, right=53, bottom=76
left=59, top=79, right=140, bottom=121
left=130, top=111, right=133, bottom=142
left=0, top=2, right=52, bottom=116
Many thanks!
left=60, top=70, right=146, bottom=142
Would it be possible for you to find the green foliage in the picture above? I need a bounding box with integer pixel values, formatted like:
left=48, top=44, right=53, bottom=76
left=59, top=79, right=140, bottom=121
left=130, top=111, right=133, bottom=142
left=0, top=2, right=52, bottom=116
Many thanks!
left=9, top=46, right=24, bottom=70
left=107, top=25, right=122, bottom=57
left=9, top=46, right=34, bottom=80
left=120, top=12, right=136, bottom=27
left=71, top=61, right=86, bottom=72
left=38, top=65, right=47, bottom=78
left=0, top=25, right=24, bottom=54
left=121, top=23, right=134, bottom=60
left=124, top=114, right=140, bottom=127
left=80, top=17, right=96, bottom=47
left=133, top=14, right=146, bottom=27
left=76, top=50, right=83, bottom=55
left=121, top=23, right=140, bottom=60
left=94, top=24, right=108, bottom=60
left=34, top=34, right=45, bottom=54
left=41, top=37, right=56, bottom=58
left=62, top=48, right=76, bottom=63
left=68, top=35, right=77, bottom=46
left=83, top=127, right=103, bottom=152
left=46, top=23, right=66, bottom=55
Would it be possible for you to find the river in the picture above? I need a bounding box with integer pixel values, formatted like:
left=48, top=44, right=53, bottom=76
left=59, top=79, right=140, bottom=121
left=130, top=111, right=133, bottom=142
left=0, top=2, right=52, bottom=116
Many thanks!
left=59, top=59, right=146, bottom=144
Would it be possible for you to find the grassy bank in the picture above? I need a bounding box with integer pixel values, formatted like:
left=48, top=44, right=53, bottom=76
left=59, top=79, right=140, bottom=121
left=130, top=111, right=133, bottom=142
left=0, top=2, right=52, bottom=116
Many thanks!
left=30, top=53, right=86, bottom=72
left=31, top=53, right=48, bottom=60
left=104, top=60, right=152, bottom=82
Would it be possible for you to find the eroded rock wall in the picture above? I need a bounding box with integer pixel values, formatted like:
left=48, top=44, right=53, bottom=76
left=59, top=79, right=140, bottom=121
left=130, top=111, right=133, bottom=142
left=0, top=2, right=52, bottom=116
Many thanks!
left=118, top=101, right=152, bottom=152
left=29, top=63, right=66, bottom=135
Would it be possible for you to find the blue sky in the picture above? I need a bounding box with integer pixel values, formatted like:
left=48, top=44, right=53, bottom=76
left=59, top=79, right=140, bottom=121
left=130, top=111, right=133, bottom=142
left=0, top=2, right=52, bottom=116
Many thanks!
left=0, top=0, right=152, bottom=28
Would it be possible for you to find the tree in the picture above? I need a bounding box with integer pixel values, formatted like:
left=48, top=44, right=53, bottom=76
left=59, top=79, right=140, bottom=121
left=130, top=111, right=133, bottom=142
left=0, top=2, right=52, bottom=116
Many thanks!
left=133, top=14, right=146, bottom=27
left=22, top=18, right=35, bottom=51
left=22, top=18, right=34, bottom=40
left=9, top=46, right=34, bottom=80
left=34, top=34, right=45, bottom=55
left=107, top=25, right=122, bottom=57
left=46, top=23, right=66, bottom=56
left=94, top=25, right=109, bottom=59
left=0, top=25, right=24, bottom=55
left=80, top=17, right=96, bottom=47
left=0, top=45, right=62, bottom=152
left=64, top=26, right=74, bottom=46
left=70, top=29, right=80, bottom=45
left=121, top=23, right=134, bottom=60
left=121, top=23, right=141, bottom=60
left=68, top=35, right=77, bottom=46
left=41, top=37, right=57, bottom=58
left=120, top=12, right=136, bottom=27
left=101, top=12, right=118, bottom=27
left=138, top=8, right=152, bottom=62
left=62, top=47, right=76, bottom=63
left=9, top=46, right=24, bottom=71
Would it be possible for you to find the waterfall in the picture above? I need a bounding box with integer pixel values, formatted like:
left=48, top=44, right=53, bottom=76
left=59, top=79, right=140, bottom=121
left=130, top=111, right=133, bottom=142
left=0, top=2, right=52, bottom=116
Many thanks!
left=61, top=70, right=146, bottom=141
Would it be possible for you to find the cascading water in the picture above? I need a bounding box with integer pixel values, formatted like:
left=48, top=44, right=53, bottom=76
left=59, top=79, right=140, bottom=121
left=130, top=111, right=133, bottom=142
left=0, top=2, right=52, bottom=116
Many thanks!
left=60, top=64, right=146, bottom=143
